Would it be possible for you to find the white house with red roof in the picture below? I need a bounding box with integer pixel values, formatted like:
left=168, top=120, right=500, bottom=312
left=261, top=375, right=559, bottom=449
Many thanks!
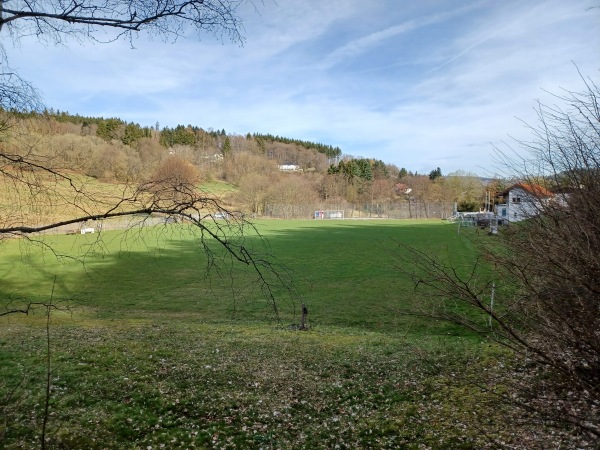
left=495, top=183, right=553, bottom=222
left=394, top=183, right=412, bottom=195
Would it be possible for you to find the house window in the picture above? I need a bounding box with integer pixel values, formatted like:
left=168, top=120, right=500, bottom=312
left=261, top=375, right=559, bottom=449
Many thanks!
left=512, top=196, right=521, bottom=203
left=501, top=208, right=507, bottom=217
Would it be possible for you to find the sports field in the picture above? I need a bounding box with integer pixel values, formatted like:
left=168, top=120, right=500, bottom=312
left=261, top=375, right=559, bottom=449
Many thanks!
left=0, top=220, right=510, bottom=448
left=1, top=220, right=474, bottom=328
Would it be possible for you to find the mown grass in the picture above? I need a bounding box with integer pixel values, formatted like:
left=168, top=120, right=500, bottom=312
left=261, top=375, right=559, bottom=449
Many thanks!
left=1, top=220, right=478, bottom=332
left=198, top=179, right=238, bottom=196
left=0, top=220, right=517, bottom=448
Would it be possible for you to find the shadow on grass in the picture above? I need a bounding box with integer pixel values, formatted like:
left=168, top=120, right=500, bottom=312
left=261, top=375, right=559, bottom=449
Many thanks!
left=1, top=220, right=484, bottom=337
left=0, top=221, right=501, bottom=449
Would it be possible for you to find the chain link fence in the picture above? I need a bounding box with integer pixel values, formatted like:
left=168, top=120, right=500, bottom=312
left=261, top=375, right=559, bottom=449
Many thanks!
left=264, top=202, right=456, bottom=220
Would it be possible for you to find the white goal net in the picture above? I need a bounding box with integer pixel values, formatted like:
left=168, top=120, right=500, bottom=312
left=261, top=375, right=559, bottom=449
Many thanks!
left=314, top=210, right=344, bottom=219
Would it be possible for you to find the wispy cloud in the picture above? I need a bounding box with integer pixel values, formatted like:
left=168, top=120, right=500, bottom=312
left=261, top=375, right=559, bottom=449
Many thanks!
left=321, top=2, right=486, bottom=69
left=4, top=0, right=599, bottom=174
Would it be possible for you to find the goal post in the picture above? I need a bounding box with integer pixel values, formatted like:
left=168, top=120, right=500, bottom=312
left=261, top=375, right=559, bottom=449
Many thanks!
left=314, top=210, right=344, bottom=219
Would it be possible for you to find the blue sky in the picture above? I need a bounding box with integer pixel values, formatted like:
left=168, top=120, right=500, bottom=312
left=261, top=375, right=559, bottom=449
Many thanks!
left=7, top=0, right=600, bottom=175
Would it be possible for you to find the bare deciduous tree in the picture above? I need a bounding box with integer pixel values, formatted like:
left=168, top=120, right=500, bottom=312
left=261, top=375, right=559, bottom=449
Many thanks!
left=395, top=75, right=600, bottom=441
left=222, top=151, right=278, bottom=184
left=141, top=154, right=200, bottom=203
left=0, top=1, right=300, bottom=321
left=443, top=170, right=485, bottom=211
left=237, top=172, right=273, bottom=215
left=1, top=1, right=247, bottom=110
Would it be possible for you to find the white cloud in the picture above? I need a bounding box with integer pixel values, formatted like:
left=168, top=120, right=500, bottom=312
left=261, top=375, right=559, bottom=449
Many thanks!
left=321, top=1, right=486, bottom=70
left=3, top=0, right=598, bottom=174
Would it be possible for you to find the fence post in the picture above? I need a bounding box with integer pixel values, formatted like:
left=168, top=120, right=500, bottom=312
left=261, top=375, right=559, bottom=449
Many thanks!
left=300, top=304, right=308, bottom=330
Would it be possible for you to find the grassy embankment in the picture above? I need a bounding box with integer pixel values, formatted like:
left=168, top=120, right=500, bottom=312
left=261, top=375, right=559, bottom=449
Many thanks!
left=0, top=219, right=511, bottom=449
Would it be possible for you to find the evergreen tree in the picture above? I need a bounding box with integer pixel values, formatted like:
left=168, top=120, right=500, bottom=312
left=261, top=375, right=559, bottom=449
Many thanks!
left=371, top=159, right=389, bottom=179
left=222, top=136, right=232, bottom=156
left=97, top=118, right=123, bottom=141
left=160, top=125, right=196, bottom=147
left=327, top=163, right=340, bottom=175
left=429, top=167, right=442, bottom=180
left=122, top=122, right=145, bottom=145
left=355, top=159, right=373, bottom=181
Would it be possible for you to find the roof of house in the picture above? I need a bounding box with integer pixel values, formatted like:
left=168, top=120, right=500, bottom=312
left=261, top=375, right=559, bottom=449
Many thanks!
left=394, top=183, right=412, bottom=194
left=501, top=183, right=553, bottom=198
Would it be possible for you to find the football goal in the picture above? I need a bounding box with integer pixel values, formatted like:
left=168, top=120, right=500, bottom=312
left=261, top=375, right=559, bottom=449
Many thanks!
left=314, top=210, right=344, bottom=219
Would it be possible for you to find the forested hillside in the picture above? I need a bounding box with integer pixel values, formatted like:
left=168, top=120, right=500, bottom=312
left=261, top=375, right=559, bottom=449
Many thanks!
left=2, top=109, right=490, bottom=218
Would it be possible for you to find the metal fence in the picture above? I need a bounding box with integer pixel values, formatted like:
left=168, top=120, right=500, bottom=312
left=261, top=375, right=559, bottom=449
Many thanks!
left=37, top=202, right=457, bottom=236
left=264, top=202, right=456, bottom=220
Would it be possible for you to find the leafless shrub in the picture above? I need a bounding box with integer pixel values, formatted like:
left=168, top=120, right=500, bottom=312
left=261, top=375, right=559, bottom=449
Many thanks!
left=395, top=74, right=600, bottom=441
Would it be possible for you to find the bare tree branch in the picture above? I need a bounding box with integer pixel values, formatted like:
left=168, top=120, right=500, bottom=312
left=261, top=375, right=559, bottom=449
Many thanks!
left=395, top=72, right=600, bottom=439
left=0, top=1, right=248, bottom=110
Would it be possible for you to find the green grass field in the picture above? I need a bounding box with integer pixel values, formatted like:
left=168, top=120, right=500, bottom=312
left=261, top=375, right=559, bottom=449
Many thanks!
left=0, top=220, right=514, bottom=448
left=1, top=219, right=475, bottom=329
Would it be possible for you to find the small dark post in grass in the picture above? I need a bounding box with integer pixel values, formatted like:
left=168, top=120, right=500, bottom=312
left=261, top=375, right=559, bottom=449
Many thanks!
left=300, top=304, right=308, bottom=330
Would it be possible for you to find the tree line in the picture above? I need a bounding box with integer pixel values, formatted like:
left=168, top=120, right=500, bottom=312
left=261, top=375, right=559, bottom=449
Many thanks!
left=250, top=133, right=342, bottom=160
left=1, top=107, right=500, bottom=216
